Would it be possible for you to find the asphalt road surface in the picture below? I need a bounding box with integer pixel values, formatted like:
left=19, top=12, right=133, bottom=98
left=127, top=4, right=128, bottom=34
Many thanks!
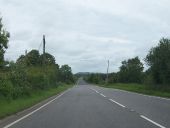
left=3, top=79, right=170, bottom=128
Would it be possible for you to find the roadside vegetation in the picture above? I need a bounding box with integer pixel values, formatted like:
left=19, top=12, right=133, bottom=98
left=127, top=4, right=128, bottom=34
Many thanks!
left=0, top=17, right=75, bottom=118
left=0, top=84, right=73, bottom=118
left=85, top=38, right=170, bottom=98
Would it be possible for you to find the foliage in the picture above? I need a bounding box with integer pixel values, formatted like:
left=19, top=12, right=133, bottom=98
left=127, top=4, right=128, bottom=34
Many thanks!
left=85, top=73, right=106, bottom=84
left=16, top=55, right=27, bottom=65
left=119, top=57, right=144, bottom=83
left=59, top=65, right=75, bottom=84
left=0, top=64, right=30, bottom=99
left=25, top=50, right=40, bottom=66
left=40, top=53, right=55, bottom=65
left=0, top=62, right=74, bottom=100
left=108, top=73, right=119, bottom=83
left=145, top=38, right=170, bottom=85
left=86, top=57, right=144, bottom=84
left=0, top=18, right=10, bottom=68
left=17, top=51, right=56, bottom=66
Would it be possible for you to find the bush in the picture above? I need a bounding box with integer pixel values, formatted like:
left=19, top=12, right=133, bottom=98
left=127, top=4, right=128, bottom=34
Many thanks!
left=0, top=57, right=74, bottom=100
left=143, top=74, right=153, bottom=85
left=0, top=80, right=13, bottom=99
left=27, top=73, right=47, bottom=90
left=7, top=65, right=30, bottom=99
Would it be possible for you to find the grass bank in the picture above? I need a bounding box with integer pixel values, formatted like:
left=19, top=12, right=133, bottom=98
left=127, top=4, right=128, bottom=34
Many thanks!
left=0, top=84, right=73, bottom=119
left=97, top=83, right=170, bottom=98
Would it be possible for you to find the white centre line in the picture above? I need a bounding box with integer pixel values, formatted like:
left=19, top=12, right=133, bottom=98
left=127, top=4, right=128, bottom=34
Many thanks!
left=140, top=115, right=166, bottom=128
left=91, top=88, right=125, bottom=108
left=100, top=93, right=106, bottom=97
left=109, top=99, right=126, bottom=108
left=90, top=88, right=99, bottom=93
left=91, top=88, right=166, bottom=128
left=3, top=90, right=69, bottom=128
left=95, top=90, right=99, bottom=93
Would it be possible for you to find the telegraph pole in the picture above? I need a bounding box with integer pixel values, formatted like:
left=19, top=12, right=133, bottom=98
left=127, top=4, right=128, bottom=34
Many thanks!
left=25, top=50, right=27, bottom=55
left=42, top=35, right=48, bottom=86
left=43, top=35, right=46, bottom=65
left=106, top=60, right=110, bottom=84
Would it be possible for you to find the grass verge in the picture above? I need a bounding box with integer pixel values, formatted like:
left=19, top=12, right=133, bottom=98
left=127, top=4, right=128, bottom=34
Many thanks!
left=97, top=83, right=170, bottom=98
left=0, top=84, right=73, bottom=119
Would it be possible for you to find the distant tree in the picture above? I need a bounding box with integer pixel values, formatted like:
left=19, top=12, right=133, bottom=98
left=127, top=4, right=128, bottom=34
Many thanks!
left=59, top=65, right=74, bottom=83
left=109, top=72, right=119, bottom=83
left=16, top=55, right=26, bottom=65
left=0, top=18, right=10, bottom=68
left=26, top=50, right=40, bottom=66
left=86, top=73, right=106, bottom=84
left=40, top=53, right=55, bottom=65
left=145, top=38, right=170, bottom=85
left=119, top=57, right=144, bottom=83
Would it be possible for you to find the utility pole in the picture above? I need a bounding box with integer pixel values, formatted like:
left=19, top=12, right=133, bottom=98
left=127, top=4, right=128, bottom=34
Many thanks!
left=106, top=60, right=110, bottom=84
left=25, top=50, right=27, bottom=55
left=42, top=35, right=48, bottom=86
left=43, top=35, right=46, bottom=65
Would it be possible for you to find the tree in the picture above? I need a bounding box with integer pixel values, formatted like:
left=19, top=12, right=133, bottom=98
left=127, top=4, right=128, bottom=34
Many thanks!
left=16, top=55, right=26, bottom=65
left=0, top=18, right=10, bottom=68
left=86, top=73, right=106, bottom=84
left=109, top=72, right=119, bottom=83
left=40, top=53, right=55, bottom=65
left=26, top=50, right=40, bottom=66
left=59, top=65, right=74, bottom=83
left=145, top=38, right=170, bottom=85
left=119, top=57, right=144, bottom=83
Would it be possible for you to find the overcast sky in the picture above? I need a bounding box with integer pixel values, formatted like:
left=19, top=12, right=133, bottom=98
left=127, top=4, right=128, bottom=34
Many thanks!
left=1, top=0, right=170, bottom=73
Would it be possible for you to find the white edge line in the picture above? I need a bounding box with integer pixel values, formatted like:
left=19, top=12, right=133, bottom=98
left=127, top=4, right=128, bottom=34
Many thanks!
left=3, top=90, right=69, bottom=128
left=106, top=88, right=170, bottom=101
left=140, top=115, right=166, bottom=128
left=100, top=93, right=106, bottom=97
left=109, top=99, right=126, bottom=108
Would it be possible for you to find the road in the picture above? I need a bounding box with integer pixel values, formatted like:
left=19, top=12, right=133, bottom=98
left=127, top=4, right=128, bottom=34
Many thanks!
left=2, top=79, right=170, bottom=128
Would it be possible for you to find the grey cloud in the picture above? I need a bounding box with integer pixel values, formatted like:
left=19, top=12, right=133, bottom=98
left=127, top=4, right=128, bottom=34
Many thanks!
left=1, top=0, right=170, bottom=73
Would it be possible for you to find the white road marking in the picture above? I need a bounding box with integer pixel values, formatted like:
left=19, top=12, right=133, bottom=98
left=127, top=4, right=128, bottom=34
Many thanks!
left=3, top=90, right=70, bottom=128
left=100, top=93, right=106, bottom=97
left=140, top=115, right=166, bottom=128
left=109, top=99, right=126, bottom=108
left=90, top=88, right=99, bottom=93
left=92, top=87, right=167, bottom=128
left=95, top=90, right=99, bottom=93
left=91, top=88, right=125, bottom=108
left=108, top=88, right=170, bottom=101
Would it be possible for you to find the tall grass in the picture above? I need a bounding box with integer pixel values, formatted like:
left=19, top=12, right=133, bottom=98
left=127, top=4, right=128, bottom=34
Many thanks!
left=0, top=84, right=73, bottom=119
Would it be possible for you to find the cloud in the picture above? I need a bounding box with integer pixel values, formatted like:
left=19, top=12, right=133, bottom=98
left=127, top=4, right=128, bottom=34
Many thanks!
left=1, top=0, right=170, bottom=73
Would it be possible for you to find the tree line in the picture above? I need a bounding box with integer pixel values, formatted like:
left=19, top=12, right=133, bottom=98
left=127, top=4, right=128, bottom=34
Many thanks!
left=86, top=38, right=170, bottom=89
left=0, top=17, right=75, bottom=100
